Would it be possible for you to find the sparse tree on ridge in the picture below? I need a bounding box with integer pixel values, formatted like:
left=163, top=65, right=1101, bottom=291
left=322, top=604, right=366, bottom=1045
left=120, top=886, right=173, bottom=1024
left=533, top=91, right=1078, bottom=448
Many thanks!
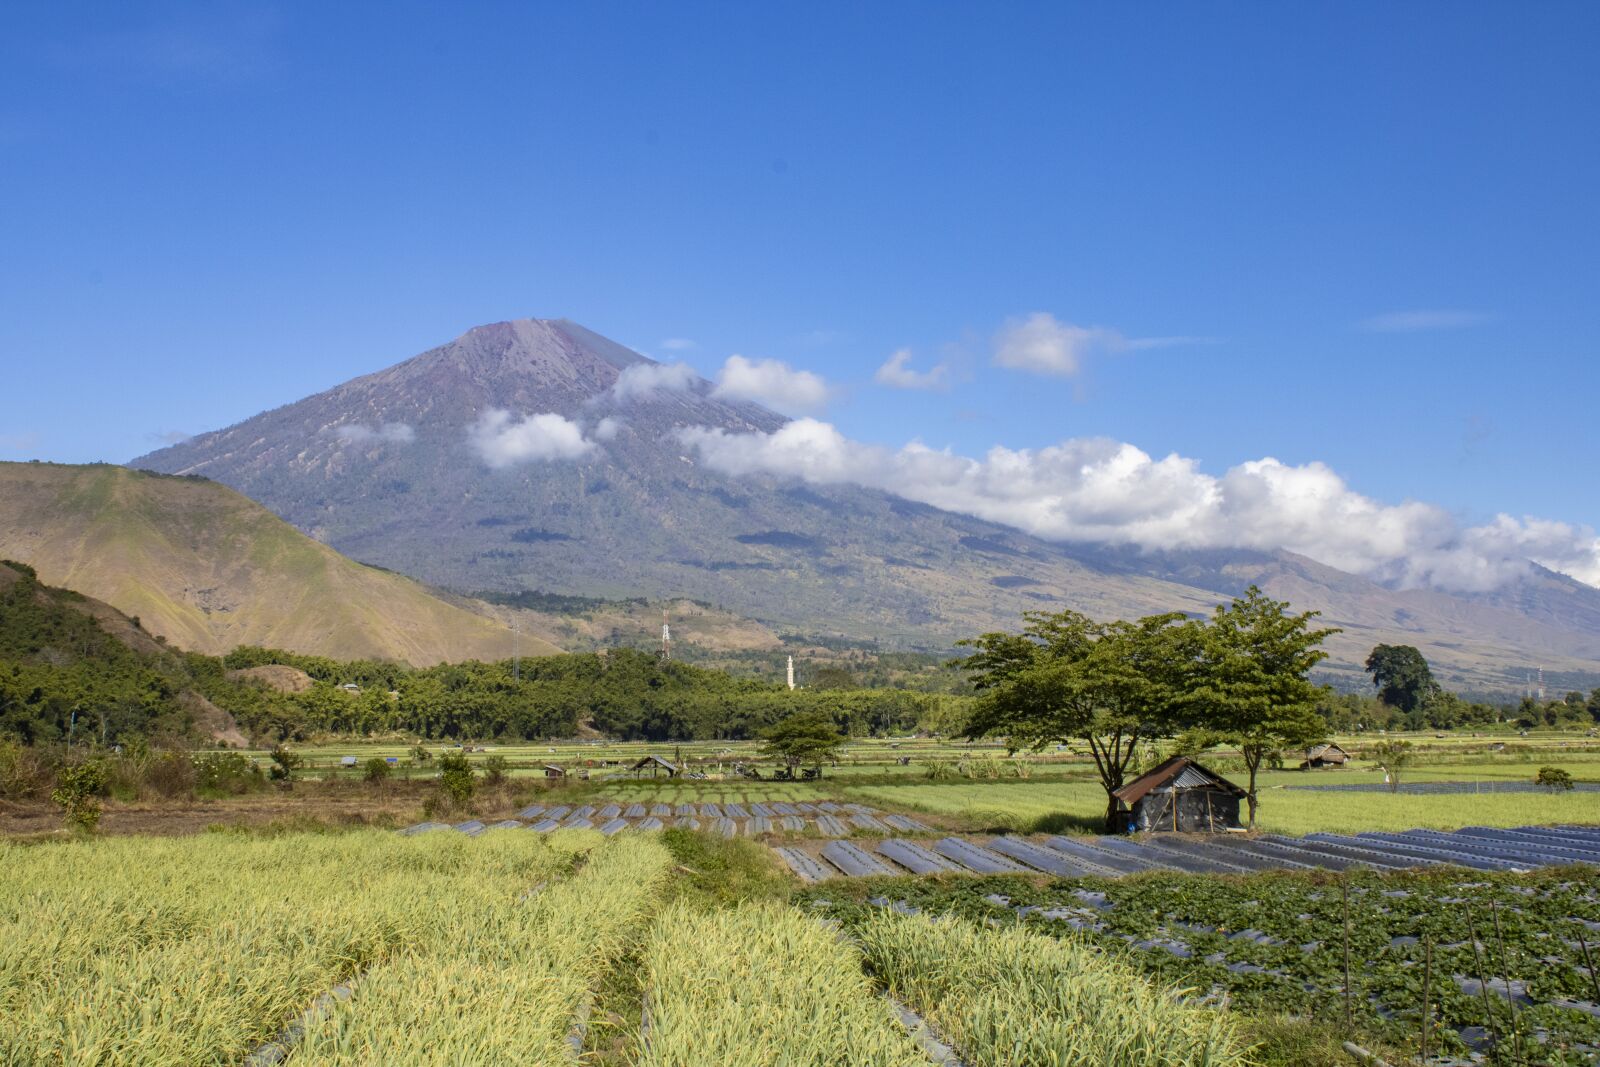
left=1192, top=586, right=1339, bottom=828
left=958, top=610, right=1198, bottom=833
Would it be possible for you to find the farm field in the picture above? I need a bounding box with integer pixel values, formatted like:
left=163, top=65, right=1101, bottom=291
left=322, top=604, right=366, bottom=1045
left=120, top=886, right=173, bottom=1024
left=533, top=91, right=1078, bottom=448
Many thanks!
left=801, top=864, right=1600, bottom=1065
left=5, top=826, right=1267, bottom=1066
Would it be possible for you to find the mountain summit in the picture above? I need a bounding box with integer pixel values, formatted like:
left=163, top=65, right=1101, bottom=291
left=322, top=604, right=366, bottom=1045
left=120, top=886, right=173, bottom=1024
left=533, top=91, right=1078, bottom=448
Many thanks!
left=135, top=319, right=1600, bottom=690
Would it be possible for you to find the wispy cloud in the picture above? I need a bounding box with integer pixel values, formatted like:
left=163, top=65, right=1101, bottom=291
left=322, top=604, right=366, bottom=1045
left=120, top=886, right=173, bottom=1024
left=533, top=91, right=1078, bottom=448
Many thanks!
left=990, top=312, right=1212, bottom=377
left=145, top=429, right=192, bottom=446
left=675, top=419, right=1600, bottom=593
left=335, top=422, right=415, bottom=445
left=874, top=348, right=950, bottom=391
left=1359, top=309, right=1491, bottom=333
left=712, top=355, right=831, bottom=414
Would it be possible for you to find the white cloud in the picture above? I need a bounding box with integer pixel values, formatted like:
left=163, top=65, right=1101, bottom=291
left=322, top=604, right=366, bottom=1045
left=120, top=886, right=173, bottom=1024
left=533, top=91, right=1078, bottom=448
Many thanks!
left=660, top=338, right=697, bottom=351
left=875, top=348, right=950, bottom=391
left=467, top=410, right=594, bottom=467
left=675, top=419, right=1600, bottom=593
left=712, top=355, right=831, bottom=414
left=610, top=361, right=699, bottom=403
left=335, top=422, right=415, bottom=445
left=1360, top=310, right=1490, bottom=333
left=991, top=312, right=1131, bottom=377
left=592, top=416, right=624, bottom=442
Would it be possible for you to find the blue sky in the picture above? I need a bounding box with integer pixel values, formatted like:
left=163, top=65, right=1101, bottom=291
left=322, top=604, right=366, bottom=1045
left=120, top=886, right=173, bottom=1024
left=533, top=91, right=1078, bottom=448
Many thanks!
left=3, top=3, right=1597, bottom=576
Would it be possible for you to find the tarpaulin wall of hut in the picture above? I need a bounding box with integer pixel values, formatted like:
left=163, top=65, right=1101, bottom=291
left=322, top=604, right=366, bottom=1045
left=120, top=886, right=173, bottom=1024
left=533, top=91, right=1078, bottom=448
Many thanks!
left=1130, top=788, right=1242, bottom=833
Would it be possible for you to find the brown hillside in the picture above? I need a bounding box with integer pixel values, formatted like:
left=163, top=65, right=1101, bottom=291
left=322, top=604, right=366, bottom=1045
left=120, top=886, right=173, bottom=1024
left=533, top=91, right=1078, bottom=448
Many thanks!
left=0, top=463, right=561, bottom=665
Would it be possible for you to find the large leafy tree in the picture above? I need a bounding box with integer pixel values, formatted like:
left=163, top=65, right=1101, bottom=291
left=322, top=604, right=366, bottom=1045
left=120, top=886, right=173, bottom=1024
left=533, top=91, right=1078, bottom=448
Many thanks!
left=1364, top=644, right=1438, bottom=713
left=959, top=610, right=1199, bottom=832
left=1194, top=587, right=1338, bottom=828
left=760, top=710, right=844, bottom=776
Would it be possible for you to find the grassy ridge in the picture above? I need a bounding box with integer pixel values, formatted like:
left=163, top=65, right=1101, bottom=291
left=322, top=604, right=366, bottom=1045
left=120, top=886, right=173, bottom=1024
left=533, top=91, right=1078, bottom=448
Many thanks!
left=0, top=462, right=556, bottom=665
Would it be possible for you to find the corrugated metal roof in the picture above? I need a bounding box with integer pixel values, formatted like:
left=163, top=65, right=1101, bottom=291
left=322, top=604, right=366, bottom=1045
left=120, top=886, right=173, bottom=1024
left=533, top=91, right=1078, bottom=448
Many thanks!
left=1113, top=755, right=1247, bottom=805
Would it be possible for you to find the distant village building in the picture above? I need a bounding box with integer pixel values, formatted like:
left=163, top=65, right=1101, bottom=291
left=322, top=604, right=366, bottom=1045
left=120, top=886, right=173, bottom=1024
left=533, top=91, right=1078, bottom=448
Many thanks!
left=1112, top=756, right=1246, bottom=833
left=1302, top=743, right=1350, bottom=769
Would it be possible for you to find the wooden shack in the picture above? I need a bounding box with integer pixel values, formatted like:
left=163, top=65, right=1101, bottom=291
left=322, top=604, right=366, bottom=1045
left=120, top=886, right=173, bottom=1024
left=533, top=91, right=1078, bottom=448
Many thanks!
left=1303, top=742, right=1350, bottom=769
left=630, top=755, right=680, bottom=779
left=542, top=764, right=566, bottom=779
left=1112, top=756, right=1246, bottom=833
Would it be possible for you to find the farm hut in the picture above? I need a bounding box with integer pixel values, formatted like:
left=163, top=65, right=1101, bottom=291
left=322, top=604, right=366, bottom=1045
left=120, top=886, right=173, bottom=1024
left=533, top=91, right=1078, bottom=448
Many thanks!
left=1303, top=743, right=1350, bottom=769
left=542, top=764, right=566, bottom=778
left=1112, top=756, right=1246, bottom=834
left=339, top=756, right=359, bottom=768
left=630, top=755, right=680, bottom=779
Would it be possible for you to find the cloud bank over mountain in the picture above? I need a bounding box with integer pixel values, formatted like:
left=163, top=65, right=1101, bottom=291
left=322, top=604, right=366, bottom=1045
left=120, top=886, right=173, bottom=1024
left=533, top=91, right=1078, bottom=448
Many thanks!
left=676, top=417, right=1600, bottom=592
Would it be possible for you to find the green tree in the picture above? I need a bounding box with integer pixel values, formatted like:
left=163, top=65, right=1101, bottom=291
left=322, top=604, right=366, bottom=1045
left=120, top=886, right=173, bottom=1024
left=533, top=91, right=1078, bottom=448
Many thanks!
left=959, top=610, right=1197, bottom=832
left=1535, top=766, right=1574, bottom=792
left=437, top=751, right=476, bottom=807
left=267, top=745, right=301, bottom=783
left=1364, top=645, right=1438, bottom=714
left=362, top=756, right=391, bottom=783
left=52, top=760, right=107, bottom=832
left=760, top=710, right=844, bottom=776
left=1194, top=587, right=1338, bottom=828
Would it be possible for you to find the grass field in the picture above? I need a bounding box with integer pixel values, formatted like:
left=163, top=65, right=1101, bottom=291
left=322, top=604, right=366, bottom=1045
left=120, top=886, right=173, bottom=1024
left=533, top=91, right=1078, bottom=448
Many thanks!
left=840, top=775, right=1600, bottom=836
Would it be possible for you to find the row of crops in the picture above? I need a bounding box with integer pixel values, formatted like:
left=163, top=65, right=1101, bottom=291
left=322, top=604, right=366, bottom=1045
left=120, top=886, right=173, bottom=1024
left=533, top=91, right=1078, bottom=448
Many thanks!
left=801, top=864, right=1600, bottom=1064
left=0, top=830, right=669, bottom=1065
left=3, top=828, right=1253, bottom=1066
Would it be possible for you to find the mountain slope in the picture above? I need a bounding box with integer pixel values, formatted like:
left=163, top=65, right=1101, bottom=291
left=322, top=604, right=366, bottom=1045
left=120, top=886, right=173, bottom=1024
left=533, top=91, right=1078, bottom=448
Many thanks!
left=134, top=318, right=1600, bottom=691
left=0, top=462, right=559, bottom=664
left=0, top=559, right=245, bottom=744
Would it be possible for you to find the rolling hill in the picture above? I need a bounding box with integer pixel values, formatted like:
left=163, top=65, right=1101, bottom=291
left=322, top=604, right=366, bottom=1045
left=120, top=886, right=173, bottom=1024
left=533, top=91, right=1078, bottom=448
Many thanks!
left=133, top=318, right=1600, bottom=692
left=0, top=462, right=559, bottom=665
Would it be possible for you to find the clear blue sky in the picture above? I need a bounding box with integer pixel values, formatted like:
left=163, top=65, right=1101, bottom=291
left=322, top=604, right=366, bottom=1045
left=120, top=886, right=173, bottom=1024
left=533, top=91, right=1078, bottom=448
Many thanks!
left=3, top=2, right=1597, bottom=535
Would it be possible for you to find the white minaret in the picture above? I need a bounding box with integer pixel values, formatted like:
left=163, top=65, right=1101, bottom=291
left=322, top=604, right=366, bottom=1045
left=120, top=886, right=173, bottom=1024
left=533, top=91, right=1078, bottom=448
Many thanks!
left=786, top=655, right=795, bottom=690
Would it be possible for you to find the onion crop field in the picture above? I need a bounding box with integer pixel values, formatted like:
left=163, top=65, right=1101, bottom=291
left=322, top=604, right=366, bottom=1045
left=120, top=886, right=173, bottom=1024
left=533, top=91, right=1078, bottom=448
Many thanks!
left=0, top=829, right=665, bottom=1066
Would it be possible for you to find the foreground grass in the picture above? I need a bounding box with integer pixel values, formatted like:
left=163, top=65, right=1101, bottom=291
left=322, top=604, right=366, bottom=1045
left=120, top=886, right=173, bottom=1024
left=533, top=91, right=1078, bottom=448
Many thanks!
left=295, top=832, right=670, bottom=1065
left=0, top=829, right=592, bottom=1064
left=637, top=902, right=928, bottom=1067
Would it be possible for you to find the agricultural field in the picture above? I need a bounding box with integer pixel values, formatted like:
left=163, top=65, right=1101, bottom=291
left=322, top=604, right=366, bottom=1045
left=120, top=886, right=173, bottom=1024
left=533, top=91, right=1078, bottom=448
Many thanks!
left=801, top=865, right=1600, bottom=1066
left=5, top=826, right=1267, bottom=1067
left=838, top=777, right=1600, bottom=837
